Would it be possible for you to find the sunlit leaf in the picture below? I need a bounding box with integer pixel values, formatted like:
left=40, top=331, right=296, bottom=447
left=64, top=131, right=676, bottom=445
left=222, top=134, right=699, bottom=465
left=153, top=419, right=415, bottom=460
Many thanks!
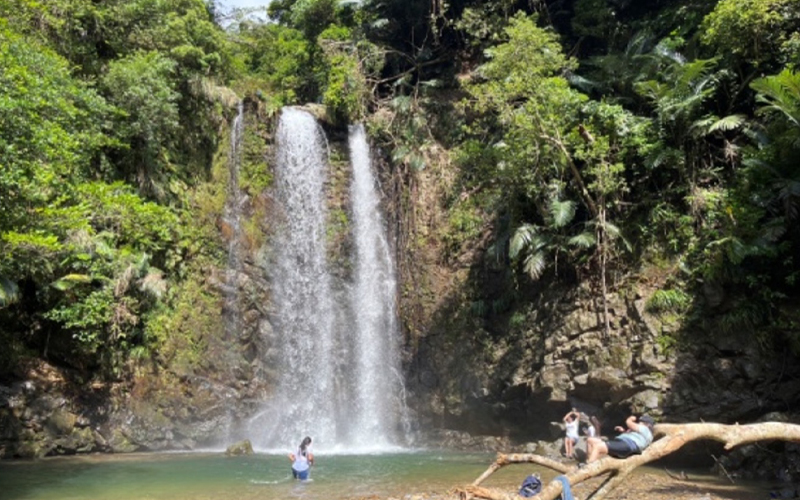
left=51, top=274, right=93, bottom=291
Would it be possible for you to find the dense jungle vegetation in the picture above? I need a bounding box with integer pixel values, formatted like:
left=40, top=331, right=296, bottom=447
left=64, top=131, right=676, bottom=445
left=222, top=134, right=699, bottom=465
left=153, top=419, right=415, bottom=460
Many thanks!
left=0, top=0, right=798, bottom=384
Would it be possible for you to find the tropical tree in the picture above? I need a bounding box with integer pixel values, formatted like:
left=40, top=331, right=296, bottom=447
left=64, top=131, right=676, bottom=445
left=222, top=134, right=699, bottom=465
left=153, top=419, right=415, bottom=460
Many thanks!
left=102, top=51, right=181, bottom=199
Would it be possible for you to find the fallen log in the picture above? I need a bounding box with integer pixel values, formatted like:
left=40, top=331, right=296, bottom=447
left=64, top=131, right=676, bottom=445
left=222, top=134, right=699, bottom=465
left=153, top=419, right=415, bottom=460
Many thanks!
left=460, top=422, right=800, bottom=500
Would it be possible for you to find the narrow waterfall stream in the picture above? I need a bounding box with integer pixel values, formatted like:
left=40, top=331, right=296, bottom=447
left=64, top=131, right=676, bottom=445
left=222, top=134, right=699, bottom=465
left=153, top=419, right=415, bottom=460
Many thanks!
left=223, top=101, right=245, bottom=340
left=222, top=101, right=245, bottom=444
left=347, top=123, right=407, bottom=449
left=251, top=110, right=407, bottom=453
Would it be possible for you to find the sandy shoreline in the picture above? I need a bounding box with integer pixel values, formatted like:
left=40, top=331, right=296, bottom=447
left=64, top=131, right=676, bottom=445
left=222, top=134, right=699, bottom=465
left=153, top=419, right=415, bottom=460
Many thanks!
left=364, top=471, right=775, bottom=500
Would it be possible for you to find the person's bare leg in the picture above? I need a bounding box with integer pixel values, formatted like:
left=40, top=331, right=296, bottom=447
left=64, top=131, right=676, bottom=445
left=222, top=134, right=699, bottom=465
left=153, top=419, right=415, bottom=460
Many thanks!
left=586, top=437, right=608, bottom=463
left=565, top=438, right=573, bottom=458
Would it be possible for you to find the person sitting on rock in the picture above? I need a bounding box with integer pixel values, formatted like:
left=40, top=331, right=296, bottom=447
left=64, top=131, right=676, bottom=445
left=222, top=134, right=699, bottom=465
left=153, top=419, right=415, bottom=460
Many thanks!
left=581, top=418, right=596, bottom=438
left=586, top=415, right=655, bottom=463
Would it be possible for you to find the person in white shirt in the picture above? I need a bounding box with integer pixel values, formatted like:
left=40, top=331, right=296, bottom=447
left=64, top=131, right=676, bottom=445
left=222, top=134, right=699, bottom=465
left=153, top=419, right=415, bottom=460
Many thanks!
left=563, top=409, right=580, bottom=458
left=288, top=436, right=314, bottom=480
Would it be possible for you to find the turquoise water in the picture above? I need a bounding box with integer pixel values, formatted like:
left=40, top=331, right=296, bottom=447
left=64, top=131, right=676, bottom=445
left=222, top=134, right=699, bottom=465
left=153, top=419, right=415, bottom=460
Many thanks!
left=0, top=451, right=524, bottom=500
left=0, top=451, right=777, bottom=500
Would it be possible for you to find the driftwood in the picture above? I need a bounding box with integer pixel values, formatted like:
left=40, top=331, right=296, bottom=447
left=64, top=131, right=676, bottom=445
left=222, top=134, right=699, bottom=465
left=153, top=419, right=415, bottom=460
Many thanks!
left=459, top=422, right=800, bottom=500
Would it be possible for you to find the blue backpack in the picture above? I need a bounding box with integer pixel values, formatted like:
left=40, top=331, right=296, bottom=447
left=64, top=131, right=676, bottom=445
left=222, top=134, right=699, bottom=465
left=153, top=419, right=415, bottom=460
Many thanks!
left=519, top=473, right=542, bottom=497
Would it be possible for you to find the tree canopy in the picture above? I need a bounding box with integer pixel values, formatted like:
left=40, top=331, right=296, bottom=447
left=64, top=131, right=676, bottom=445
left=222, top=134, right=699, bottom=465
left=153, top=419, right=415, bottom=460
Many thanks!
left=0, top=0, right=798, bottom=390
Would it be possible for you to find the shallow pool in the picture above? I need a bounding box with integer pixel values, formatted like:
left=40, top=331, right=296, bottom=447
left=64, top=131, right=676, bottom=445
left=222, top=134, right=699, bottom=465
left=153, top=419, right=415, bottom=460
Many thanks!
left=0, top=451, right=525, bottom=500
left=0, top=450, right=779, bottom=500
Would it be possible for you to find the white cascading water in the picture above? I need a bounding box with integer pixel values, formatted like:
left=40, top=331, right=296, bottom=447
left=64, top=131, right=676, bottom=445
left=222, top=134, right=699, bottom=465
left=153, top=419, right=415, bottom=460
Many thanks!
left=223, top=101, right=245, bottom=338
left=222, top=101, right=245, bottom=444
left=252, top=110, right=407, bottom=453
left=256, top=108, right=339, bottom=450
left=347, top=123, right=406, bottom=450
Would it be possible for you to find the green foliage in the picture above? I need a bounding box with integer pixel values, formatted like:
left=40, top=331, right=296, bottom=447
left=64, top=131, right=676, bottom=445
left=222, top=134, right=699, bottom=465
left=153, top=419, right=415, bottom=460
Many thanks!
left=508, top=193, right=596, bottom=281
left=701, top=0, right=800, bottom=69
left=239, top=23, right=312, bottom=106
left=752, top=69, right=800, bottom=128
left=454, top=1, right=520, bottom=56
left=442, top=199, right=485, bottom=257
left=0, top=27, right=110, bottom=228
left=645, top=289, right=691, bottom=314
left=144, top=271, right=223, bottom=377
left=290, top=0, right=338, bottom=40
left=102, top=51, right=181, bottom=198
left=571, top=0, right=618, bottom=47
left=320, top=26, right=368, bottom=125
left=1, top=0, right=799, bottom=386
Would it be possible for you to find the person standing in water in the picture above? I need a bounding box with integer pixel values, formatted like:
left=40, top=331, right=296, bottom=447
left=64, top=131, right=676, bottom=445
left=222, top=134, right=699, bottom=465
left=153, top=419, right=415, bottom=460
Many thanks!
left=289, top=436, right=314, bottom=480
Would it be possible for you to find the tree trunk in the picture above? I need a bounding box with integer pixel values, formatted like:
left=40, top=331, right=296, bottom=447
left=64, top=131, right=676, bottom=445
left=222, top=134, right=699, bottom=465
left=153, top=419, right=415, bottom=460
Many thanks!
left=460, top=422, right=800, bottom=500
left=598, top=201, right=610, bottom=339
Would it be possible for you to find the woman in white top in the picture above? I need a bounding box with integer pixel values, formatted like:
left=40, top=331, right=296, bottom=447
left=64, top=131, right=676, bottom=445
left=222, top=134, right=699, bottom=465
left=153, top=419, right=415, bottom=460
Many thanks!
left=288, top=436, right=314, bottom=480
left=563, top=409, right=580, bottom=459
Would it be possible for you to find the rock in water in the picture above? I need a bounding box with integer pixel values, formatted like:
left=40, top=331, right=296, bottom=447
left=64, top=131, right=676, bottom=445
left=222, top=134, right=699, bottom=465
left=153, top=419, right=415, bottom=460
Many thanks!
left=225, top=439, right=254, bottom=456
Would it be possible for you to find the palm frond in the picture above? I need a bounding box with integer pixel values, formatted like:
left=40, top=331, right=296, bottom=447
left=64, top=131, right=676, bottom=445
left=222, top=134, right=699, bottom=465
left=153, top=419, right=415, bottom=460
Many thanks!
left=566, top=72, right=598, bottom=93
left=777, top=179, right=800, bottom=221
left=653, top=41, right=686, bottom=65
left=690, top=115, right=716, bottom=137
left=523, top=251, right=547, bottom=280
left=509, top=224, right=538, bottom=259
left=626, top=31, right=655, bottom=57
left=51, top=274, right=93, bottom=291
left=709, top=114, right=747, bottom=133
left=391, top=145, right=410, bottom=163
left=408, top=152, right=426, bottom=171
left=549, top=198, right=577, bottom=229
left=139, top=269, right=167, bottom=299
left=597, top=220, right=632, bottom=252
left=644, top=146, right=682, bottom=170
left=0, top=276, right=20, bottom=307
left=568, top=232, right=596, bottom=248
left=677, top=58, right=717, bottom=88
left=751, top=69, right=800, bottom=127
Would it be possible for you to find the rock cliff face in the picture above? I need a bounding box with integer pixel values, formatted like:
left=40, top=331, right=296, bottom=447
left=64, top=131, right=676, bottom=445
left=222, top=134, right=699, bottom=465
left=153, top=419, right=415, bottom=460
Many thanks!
left=406, top=279, right=800, bottom=435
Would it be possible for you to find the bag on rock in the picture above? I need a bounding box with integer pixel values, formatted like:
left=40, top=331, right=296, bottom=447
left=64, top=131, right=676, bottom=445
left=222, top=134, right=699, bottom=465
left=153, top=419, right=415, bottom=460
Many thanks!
left=519, top=473, right=542, bottom=497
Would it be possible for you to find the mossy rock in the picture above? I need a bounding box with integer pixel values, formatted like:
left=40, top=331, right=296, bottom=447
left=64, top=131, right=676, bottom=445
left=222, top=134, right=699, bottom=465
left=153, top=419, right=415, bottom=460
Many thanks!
left=14, top=439, right=46, bottom=459
left=108, top=429, right=139, bottom=453
left=225, top=439, right=254, bottom=456
left=46, top=409, right=77, bottom=436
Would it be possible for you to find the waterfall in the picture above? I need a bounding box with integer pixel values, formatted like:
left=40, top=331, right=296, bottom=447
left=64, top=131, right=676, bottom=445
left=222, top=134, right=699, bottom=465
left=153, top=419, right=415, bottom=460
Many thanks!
left=347, top=124, right=406, bottom=449
left=255, top=108, right=339, bottom=450
left=222, top=101, right=245, bottom=445
left=252, top=109, right=407, bottom=453
left=223, top=101, right=245, bottom=337
left=222, top=101, right=247, bottom=443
